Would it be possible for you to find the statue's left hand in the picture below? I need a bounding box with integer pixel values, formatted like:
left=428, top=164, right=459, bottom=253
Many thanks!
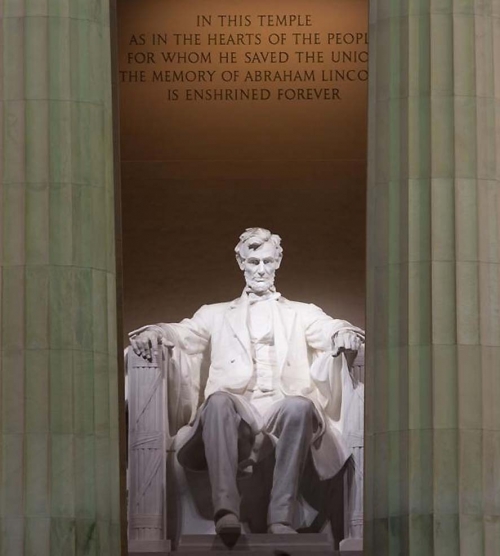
left=332, top=330, right=363, bottom=357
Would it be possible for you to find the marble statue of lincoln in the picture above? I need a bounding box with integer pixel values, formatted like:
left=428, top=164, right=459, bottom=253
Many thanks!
left=129, top=227, right=364, bottom=536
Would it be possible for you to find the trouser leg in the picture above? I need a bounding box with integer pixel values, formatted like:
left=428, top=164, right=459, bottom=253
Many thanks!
left=268, top=396, right=315, bottom=525
left=201, top=392, right=241, bottom=518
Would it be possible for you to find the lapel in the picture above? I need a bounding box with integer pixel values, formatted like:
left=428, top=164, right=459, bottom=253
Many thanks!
left=226, top=292, right=251, bottom=354
left=273, top=297, right=297, bottom=372
left=225, top=293, right=298, bottom=372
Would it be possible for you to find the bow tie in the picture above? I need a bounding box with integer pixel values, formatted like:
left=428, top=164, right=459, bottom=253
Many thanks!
left=246, top=288, right=281, bottom=304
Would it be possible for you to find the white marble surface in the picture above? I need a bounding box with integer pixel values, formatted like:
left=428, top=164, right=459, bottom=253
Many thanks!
left=128, top=229, right=365, bottom=548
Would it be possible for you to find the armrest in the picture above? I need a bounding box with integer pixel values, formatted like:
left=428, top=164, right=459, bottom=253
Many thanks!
left=126, top=340, right=202, bottom=438
left=350, top=344, right=365, bottom=385
left=127, top=344, right=171, bottom=548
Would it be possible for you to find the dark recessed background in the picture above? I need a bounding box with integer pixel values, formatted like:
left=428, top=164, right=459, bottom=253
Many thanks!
left=118, top=0, right=368, bottom=334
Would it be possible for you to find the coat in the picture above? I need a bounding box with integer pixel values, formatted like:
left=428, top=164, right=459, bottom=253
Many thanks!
left=146, top=292, right=363, bottom=480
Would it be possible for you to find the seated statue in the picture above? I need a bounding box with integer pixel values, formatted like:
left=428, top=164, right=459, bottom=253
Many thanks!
left=129, top=227, right=364, bottom=538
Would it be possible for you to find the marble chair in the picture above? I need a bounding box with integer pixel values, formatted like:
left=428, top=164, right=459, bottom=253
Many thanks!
left=126, top=343, right=364, bottom=553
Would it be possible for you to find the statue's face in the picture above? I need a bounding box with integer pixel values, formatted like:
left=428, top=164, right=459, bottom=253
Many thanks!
left=240, top=241, right=281, bottom=294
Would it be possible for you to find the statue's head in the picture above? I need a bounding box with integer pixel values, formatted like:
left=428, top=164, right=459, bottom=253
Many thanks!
left=235, top=228, right=283, bottom=294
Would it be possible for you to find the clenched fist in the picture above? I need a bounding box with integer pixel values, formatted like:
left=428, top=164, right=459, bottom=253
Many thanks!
left=332, top=330, right=363, bottom=357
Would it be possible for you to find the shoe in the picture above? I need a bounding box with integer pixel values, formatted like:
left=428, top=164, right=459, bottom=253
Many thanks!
left=215, top=512, right=242, bottom=536
left=267, top=523, right=298, bottom=534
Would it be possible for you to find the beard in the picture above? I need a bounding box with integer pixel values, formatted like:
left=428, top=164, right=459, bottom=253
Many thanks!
left=246, top=275, right=275, bottom=294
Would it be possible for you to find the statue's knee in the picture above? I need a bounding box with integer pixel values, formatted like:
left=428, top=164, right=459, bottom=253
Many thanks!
left=205, top=391, right=234, bottom=414
left=281, top=396, right=314, bottom=422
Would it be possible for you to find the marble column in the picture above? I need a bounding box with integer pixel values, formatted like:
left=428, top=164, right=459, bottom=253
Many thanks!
left=365, top=1, right=500, bottom=554
left=0, top=1, right=123, bottom=555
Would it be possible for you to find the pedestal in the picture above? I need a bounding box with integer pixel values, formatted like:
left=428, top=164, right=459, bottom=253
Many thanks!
left=177, top=533, right=335, bottom=555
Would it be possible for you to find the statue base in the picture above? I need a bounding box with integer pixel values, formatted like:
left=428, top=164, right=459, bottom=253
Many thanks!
left=129, top=539, right=171, bottom=554
left=177, top=533, right=335, bottom=554
left=339, top=537, right=363, bottom=551
left=129, top=534, right=363, bottom=555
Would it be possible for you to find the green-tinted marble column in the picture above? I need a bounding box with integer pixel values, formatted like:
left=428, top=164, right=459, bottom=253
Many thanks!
left=0, top=1, right=123, bottom=554
left=366, top=1, right=500, bottom=554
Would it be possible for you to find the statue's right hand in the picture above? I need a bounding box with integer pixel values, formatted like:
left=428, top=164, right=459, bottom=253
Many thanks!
left=130, top=330, right=163, bottom=362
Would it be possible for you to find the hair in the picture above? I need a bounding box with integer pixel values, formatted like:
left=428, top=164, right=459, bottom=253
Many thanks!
left=234, top=227, right=283, bottom=266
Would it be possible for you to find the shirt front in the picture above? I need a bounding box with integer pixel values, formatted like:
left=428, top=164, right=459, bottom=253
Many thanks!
left=245, top=295, right=285, bottom=416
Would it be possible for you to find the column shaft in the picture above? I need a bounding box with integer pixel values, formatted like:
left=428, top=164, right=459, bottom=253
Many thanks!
left=0, top=1, right=122, bottom=554
left=366, top=1, right=500, bottom=554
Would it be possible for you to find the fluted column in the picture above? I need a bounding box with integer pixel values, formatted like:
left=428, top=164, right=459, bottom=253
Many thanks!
left=0, top=1, right=123, bottom=555
left=366, top=1, right=500, bottom=555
